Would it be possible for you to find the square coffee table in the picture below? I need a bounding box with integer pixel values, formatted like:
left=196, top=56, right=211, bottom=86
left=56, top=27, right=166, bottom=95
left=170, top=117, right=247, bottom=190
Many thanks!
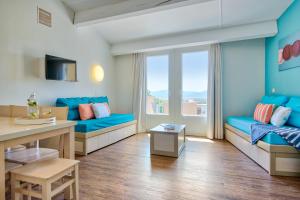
left=150, top=124, right=186, bottom=158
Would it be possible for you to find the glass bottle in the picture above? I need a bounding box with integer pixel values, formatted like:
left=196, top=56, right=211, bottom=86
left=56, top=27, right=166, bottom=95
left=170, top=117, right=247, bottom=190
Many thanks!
left=27, top=92, right=39, bottom=119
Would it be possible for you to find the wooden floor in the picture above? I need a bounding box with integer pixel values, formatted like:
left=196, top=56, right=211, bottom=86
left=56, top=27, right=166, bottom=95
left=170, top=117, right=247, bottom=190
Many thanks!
left=74, top=133, right=300, bottom=200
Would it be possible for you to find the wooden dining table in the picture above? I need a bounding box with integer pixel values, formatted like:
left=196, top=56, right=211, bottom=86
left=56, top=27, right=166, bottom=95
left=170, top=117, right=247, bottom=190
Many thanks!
left=0, top=117, right=76, bottom=200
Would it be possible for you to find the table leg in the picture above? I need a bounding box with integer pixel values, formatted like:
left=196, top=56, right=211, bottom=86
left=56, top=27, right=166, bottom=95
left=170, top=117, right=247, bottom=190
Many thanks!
left=0, top=142, right=5, bottom=200
left=63, top=127, right=75, bottom=160
left=63, top=127, right=75, bottom=200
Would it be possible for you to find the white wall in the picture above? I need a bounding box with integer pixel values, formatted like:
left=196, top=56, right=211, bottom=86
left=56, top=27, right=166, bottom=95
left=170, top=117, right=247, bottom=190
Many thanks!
left=114, top=39, right=265, bottom=120
left=0, top=0, right=116, bottom=110
left=222, top=39, right=265, bottom=119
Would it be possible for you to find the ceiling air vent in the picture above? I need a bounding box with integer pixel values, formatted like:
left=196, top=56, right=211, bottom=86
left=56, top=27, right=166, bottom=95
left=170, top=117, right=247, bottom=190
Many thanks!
left=37, top=7, right=52, bottom=27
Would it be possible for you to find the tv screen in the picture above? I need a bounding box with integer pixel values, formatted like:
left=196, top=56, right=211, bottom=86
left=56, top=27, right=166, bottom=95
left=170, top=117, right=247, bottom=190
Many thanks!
left=45, top=54, right=77, bottom=81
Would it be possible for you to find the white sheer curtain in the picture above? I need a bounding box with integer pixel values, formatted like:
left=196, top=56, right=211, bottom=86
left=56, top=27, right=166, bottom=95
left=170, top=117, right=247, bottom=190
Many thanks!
left=132, top=53, right=147, bottom=133
left=207, top=44, right=223, bottom=139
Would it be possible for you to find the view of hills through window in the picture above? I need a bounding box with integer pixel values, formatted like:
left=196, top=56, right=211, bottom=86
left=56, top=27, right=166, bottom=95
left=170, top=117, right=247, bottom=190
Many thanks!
left=146, top=51, right=208, bottom=116
left=181, top=51, right=208, bottom=116
left=146, top=55, right=169, bottom=115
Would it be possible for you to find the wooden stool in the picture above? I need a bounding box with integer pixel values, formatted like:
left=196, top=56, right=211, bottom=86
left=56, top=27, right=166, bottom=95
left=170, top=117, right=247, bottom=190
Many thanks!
left=10, top=158, right=79, bottom=200
left=5, top=162, right=23, bottom=196
left=6, top=148, right=59, bottom=164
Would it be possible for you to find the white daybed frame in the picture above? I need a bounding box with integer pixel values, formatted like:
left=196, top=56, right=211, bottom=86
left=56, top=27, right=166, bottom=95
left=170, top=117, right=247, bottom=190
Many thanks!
left=75, top=120, right=137, bottom=155
left=225, top=123, right=300, bottom=176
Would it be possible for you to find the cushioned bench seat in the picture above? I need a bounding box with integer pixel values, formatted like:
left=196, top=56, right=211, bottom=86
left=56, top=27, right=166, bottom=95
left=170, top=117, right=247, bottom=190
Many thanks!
left=75, top=113, right=135, bottom=133
left=227, top=116, right=288, bottom=145
left=56, top=96, right=137, bottom=155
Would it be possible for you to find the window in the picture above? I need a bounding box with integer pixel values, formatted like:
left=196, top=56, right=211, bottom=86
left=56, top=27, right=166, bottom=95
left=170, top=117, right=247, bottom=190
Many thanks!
left=146, top=55, right=169, bottom=115
left=181, top=51, right=208, bottom=116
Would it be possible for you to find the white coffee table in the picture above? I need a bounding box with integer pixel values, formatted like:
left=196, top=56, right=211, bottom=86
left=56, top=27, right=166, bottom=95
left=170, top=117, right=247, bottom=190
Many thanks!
left=150, top=124, right=186, bottom=158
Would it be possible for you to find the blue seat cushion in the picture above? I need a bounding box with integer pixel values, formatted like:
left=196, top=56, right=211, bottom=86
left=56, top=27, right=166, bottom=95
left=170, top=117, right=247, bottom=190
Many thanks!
left=56, top=97, right=109, bottom=120
left=261, top=95, right=289, bottom=107
left=75, top=113, right=134, bottom=133
left=286, top=97, right=300, bottom=128
left=227, top=116, right=288, bottom=145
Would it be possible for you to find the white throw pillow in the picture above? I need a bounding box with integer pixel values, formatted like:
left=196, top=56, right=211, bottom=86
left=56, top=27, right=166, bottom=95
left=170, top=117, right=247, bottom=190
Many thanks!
left=271, top=106, right=292, bottom=127
left=92, top=103, right=111, bottom=119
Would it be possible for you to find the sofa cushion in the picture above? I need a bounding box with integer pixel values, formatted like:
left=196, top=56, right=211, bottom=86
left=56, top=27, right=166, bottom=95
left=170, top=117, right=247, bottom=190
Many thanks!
left=227, top=116, right=288, bottom=145
left=253, top=103, right=274, bottom=124
left=79, top=104, right=95, bottom=120
left=270, top=106, right=292, bottom=127
left=56, top=97, right=109, bottom=120
left=261, top=95, right=289, bottom=107
left=92, top=103, right=111, bottom=119
left=75, top=113, right=134, bottom=133
left=89, top=96, right=109, bottom=104
left=286, top=97, right=300, bottom=128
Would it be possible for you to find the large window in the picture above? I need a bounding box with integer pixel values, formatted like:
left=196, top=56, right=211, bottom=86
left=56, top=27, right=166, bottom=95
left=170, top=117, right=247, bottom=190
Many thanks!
left=146, top=55, right=169, bottom=115
left=181, top=51, right=208, bottom=117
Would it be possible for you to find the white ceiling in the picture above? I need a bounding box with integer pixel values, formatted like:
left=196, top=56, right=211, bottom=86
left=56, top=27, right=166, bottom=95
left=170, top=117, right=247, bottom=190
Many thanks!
left=62, top=0, right=129, bottom=12
left=62, top=0, right=293, bottom=44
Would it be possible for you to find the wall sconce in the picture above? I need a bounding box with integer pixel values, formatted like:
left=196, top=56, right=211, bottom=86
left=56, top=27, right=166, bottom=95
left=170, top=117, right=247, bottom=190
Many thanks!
left=91, top=64, right=104, bottom=83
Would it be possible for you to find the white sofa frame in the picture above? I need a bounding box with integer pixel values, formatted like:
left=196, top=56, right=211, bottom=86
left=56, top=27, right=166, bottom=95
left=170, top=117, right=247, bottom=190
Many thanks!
left=75, top=120, right=137, bottom=155
left=225, top=124, right=300, bottom=176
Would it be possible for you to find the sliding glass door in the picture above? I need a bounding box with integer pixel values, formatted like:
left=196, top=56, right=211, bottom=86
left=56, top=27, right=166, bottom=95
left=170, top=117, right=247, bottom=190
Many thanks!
left=146, top=51, right=173, bottom=129
left=145, top=46, right=209, bottom=136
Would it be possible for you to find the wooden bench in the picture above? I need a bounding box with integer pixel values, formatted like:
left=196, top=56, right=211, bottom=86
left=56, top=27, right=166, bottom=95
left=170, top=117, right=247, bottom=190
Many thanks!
left=10, top=158, right=79, bottom=200
left=225, top=124, right=300, bottom=176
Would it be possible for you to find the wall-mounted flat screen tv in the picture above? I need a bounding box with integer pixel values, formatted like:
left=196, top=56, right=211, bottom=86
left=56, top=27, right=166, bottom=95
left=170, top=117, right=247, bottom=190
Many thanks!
left=45, top=54, right=77, bottom=81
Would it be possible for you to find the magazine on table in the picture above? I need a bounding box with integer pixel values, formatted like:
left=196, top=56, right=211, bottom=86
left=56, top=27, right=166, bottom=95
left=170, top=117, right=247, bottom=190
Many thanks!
left=160, top=124, right=176, bottom=130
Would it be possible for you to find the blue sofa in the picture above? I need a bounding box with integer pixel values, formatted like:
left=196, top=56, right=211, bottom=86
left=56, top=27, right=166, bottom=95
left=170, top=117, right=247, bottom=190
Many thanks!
left=225, top=95, right=300, bottom=176
left=56, top=97, right=137, bottom=155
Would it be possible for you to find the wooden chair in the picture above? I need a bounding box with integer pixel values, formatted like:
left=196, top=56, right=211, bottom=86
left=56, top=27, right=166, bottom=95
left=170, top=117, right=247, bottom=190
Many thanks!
left=0, top=106, right=27, bottom=152
left=11, top=105, right=27, bottom=118
left=10, top=158, right=79, bottom=200
left=0, top=105, right=12, bottom=117
left=39, top=106, right=69, bottom=158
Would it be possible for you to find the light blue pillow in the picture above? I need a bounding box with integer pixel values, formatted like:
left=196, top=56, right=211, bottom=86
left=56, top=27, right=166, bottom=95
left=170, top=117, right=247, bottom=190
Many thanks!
left=286, top=97, right=300, bottom=128
left=92, top=103, right=111, bottom=119
left=261, top=95, right=289, bottom=107
left=270, top=106, right=292, bottom=127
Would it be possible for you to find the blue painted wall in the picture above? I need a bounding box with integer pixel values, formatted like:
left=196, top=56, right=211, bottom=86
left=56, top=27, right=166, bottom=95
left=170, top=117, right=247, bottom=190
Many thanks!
left=265, top=1, right=300, bottom=96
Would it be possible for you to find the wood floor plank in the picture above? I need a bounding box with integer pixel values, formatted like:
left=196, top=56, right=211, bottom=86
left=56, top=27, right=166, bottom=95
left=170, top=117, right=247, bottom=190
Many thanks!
left=57, top=133, right=300, bottom=200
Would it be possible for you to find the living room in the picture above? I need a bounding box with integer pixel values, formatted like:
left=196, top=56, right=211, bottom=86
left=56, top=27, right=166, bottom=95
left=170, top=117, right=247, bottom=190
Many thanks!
left=0, top=0, right=300, bottom=199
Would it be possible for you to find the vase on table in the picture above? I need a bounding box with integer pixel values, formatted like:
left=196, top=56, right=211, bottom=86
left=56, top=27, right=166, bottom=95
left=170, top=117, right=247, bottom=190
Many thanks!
left=27, top=92, right=39, bottom=119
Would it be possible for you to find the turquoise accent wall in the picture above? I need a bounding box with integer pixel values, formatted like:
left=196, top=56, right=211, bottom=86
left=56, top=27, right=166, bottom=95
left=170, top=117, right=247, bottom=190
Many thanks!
left=265, top=1, right=300, bottom=96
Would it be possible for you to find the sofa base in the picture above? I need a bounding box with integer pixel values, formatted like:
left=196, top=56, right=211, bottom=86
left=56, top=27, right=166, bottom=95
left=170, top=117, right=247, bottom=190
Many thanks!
left=75, top=121, right=137, bottom=155
left=225, top=124, right=300, bottom=176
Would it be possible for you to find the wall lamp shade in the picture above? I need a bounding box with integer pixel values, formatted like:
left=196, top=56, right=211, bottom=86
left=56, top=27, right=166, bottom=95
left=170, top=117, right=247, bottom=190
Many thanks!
left=92, top=64, right=104, bottom=82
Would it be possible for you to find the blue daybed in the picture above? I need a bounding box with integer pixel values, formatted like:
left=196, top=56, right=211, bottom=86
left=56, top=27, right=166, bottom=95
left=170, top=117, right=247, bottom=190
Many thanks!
left=56, top=97, right=137, bottom=155
left=225, top=96, right=300, bottom=176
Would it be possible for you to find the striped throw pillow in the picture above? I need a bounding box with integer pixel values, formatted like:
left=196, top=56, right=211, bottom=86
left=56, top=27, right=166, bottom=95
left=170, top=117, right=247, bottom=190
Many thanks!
left=254, top=103, right=274, bottom=124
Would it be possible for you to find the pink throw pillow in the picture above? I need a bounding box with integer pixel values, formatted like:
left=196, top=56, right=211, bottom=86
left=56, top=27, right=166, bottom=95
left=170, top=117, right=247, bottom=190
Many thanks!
left=254, top=103, right=274, bottom=124
left=78, top=104, right=95, bottom=120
